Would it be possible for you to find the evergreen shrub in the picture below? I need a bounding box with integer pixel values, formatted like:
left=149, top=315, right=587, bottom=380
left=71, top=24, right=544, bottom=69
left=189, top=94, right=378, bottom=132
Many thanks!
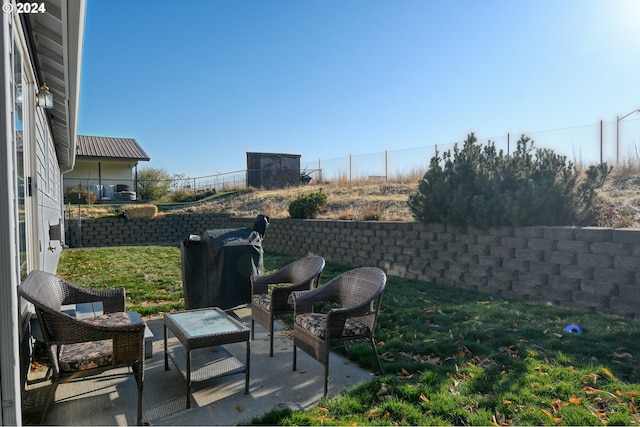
left=408, top=133, right=611, bottom=228
left=288, top=189, right=327, bottom=219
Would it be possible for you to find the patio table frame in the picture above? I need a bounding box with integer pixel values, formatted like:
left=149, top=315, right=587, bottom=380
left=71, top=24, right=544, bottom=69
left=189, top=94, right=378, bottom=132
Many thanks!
left=164, top=307, right=250, bottom=408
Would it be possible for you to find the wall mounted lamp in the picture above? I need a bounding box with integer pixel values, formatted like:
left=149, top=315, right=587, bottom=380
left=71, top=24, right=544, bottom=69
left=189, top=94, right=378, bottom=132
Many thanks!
left=16, top=84, right=23, bottom=105
left=36, top=84, right=54, bottom=109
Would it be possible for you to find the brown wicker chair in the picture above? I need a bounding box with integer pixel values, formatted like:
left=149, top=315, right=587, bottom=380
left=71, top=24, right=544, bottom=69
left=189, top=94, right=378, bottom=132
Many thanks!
left=18, top=270, right=146, bottom=425
left=251, top=255, right=325, bottom=356
left=292, top=267, right=386, bottom=396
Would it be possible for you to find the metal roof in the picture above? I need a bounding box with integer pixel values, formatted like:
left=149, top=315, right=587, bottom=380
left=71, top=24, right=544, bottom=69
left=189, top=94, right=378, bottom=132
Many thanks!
left=76, top=135, right=150, bottom=161
left=25, top=0, right=86, bottom=171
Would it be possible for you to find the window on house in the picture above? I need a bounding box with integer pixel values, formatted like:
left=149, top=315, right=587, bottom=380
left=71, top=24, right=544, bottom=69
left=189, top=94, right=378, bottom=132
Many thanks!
left=14, top=40, right=27, bottom=281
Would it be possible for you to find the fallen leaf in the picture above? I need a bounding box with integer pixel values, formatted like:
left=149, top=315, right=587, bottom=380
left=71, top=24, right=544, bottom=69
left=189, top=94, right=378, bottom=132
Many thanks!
left=376, top=383, right=391, bottom=397
left=236, top=405, right=243, bottom=412
left=551, top=400, right=568, bottom=411
left=612, top=352, right=634, bottom=360
left=602, top=367, right=616, bottom=379
left=569, top=397, right=581, bottom=404
left=585, top=373, right=599, bottom=384
left=541, top=408, right=554, bottom=419
left=420, top=394, right=430, bottom=403
left=317, top=407, right=329, bottom=414
left=368, top=408, right=383, bottom=418
left=583, top=386, right=603, bottom=394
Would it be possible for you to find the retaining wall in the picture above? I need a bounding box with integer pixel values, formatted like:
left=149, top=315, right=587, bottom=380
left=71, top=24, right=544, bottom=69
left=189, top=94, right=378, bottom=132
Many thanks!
left=66, top=215, right=640, bottom=319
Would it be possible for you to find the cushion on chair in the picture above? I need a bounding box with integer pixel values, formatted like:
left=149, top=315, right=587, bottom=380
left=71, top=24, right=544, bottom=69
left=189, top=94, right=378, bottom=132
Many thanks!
left=84, top=311, right=132, bottom=327
left=59, top=311, right=134, bottom=372
left=252, top=294, right=295, bottom=311
left=252, top=294, right=271, bottom=310
left=295, top=313, right=370, bottom=340
left=59, top=339, right=113, bottom=372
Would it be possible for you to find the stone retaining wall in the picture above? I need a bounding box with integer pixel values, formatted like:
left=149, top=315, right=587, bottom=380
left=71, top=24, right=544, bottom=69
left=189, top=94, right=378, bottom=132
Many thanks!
left=67, top=215, right=640, bottom=319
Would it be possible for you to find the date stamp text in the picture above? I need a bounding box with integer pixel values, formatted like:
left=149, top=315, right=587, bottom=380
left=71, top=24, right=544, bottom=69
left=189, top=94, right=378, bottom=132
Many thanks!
left=3, top=2, right=47, bottom=14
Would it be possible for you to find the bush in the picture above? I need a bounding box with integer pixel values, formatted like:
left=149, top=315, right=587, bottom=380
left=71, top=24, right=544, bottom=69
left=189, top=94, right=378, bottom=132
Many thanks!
left=408, top=133, right=611, bottom=229
left=168, top=189, right=196, bottom=203
left=65, top=188, right=96, bottom=205
left=288, top=189, right=327, bottom=219
left=136, top=167, right=171, bottom=201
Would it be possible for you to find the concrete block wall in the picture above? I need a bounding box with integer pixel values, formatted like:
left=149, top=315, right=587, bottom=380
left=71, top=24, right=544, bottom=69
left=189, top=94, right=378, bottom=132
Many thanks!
left=67, top=215, right=640, bottom=319
left=66, top=214, right=252, bottom=247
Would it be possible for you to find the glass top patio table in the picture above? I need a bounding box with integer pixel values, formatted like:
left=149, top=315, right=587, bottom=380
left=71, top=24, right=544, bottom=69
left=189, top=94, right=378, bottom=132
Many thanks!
left=168, top=308, right=246, bottom=337
left=164, top=307, right=250, bottom=408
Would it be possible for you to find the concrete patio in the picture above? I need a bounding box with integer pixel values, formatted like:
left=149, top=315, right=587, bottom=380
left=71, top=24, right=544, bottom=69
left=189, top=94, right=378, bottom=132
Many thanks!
left=21, top=305, right=376, bottom=426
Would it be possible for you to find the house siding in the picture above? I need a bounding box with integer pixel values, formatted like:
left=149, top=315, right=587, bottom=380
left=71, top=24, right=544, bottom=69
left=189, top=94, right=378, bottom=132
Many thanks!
left=35, top=107, right=63, bottom=272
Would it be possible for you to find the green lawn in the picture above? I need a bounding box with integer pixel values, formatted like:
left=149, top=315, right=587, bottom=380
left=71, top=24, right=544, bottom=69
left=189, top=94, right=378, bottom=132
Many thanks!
left=58, top=246, right=640, bottom=426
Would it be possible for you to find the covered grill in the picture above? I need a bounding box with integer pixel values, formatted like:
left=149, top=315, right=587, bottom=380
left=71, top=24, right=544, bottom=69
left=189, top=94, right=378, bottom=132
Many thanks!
left=181, top=215, right=269, bottom=310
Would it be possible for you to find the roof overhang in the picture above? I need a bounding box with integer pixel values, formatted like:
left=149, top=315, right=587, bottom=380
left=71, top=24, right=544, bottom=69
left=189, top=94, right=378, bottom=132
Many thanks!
left=23, top=0, right=86, bottom=171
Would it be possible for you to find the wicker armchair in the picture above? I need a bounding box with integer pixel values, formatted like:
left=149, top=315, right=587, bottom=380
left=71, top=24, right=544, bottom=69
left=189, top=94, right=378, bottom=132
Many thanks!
left=18, top=270, right=146, bottom=425
left=251, top=256, right=325, bottom=356
left=291, top=267, right=386, bottom=396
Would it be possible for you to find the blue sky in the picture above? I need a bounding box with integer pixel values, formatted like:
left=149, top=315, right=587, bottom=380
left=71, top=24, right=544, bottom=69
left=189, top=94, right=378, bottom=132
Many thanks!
left=77, top=0, right=640, bottom=178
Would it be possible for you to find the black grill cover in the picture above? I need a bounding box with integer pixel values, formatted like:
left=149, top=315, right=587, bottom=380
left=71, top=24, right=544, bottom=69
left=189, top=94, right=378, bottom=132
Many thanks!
left=181, top=215, right=269, bottom=310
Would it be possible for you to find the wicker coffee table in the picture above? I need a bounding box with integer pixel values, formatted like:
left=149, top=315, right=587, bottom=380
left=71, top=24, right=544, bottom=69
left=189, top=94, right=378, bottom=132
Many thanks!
left=164, top=307, right=250, bottom=408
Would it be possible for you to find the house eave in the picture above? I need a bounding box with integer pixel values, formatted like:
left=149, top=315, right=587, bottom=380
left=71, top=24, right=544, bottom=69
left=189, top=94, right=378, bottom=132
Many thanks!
left=76, top=156, right=151, bottom=162
left=24, top=0, right=86, bottom=172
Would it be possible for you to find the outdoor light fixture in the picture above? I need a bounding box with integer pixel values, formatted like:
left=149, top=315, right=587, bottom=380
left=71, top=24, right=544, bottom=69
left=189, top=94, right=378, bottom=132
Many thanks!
left=616, top=108, right=640, bottom=164
left=15, top=84, right=23, bottom=105
left=36, top=84, right=54, bottom=109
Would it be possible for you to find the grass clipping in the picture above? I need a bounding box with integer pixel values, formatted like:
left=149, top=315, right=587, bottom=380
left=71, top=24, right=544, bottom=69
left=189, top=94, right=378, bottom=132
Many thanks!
left=122, top=204, right=158, bottom=219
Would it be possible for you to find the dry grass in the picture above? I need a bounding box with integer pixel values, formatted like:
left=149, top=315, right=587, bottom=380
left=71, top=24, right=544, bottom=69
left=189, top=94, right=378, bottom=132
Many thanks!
left=597, top=168, right=640, bottom=228
left=171, top=180, right=417, bottom=221
left=68, top=170, right=640, bottom=227
left=64, top=203, right=121, bottom=220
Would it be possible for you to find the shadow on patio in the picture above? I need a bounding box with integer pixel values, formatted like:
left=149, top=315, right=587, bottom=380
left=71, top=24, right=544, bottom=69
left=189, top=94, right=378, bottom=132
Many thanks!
left=22, top=306, right=375, bottom=426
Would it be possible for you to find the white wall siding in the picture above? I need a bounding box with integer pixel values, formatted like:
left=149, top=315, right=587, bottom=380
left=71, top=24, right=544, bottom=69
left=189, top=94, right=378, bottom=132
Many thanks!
left=35, top=108, right=63, bottom=272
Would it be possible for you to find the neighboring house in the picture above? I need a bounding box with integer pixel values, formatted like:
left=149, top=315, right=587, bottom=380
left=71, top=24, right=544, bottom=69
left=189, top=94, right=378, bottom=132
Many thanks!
left=1, top=1, right=86, bottom=424
left=63, top=135, right=150, bottom=201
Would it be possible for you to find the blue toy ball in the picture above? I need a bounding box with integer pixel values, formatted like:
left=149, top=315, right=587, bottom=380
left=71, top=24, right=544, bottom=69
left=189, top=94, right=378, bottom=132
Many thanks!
left=563, top=324, right=583, bottom=334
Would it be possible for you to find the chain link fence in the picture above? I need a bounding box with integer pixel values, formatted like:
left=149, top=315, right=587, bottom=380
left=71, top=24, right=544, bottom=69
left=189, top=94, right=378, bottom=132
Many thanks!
left=301, top=117, right=640, bottom=183
left=69, top=116, right=640, bottom=200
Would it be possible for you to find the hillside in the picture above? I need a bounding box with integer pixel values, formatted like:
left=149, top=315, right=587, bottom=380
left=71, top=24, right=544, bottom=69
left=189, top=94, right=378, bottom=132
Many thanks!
left=171, top=181, right=417, bottom=221
left=74, top=172, right=640, bottom=228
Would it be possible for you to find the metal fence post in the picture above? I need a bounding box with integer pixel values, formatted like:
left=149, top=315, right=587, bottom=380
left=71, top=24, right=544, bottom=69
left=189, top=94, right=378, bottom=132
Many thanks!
left=385, top=150, right=388, bottom=181
left=600, top=120, right=603, bottom=164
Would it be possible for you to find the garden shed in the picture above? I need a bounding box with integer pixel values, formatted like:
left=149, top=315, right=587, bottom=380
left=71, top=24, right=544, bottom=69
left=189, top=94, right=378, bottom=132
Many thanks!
left=246, top=152, right=301, bottom=189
